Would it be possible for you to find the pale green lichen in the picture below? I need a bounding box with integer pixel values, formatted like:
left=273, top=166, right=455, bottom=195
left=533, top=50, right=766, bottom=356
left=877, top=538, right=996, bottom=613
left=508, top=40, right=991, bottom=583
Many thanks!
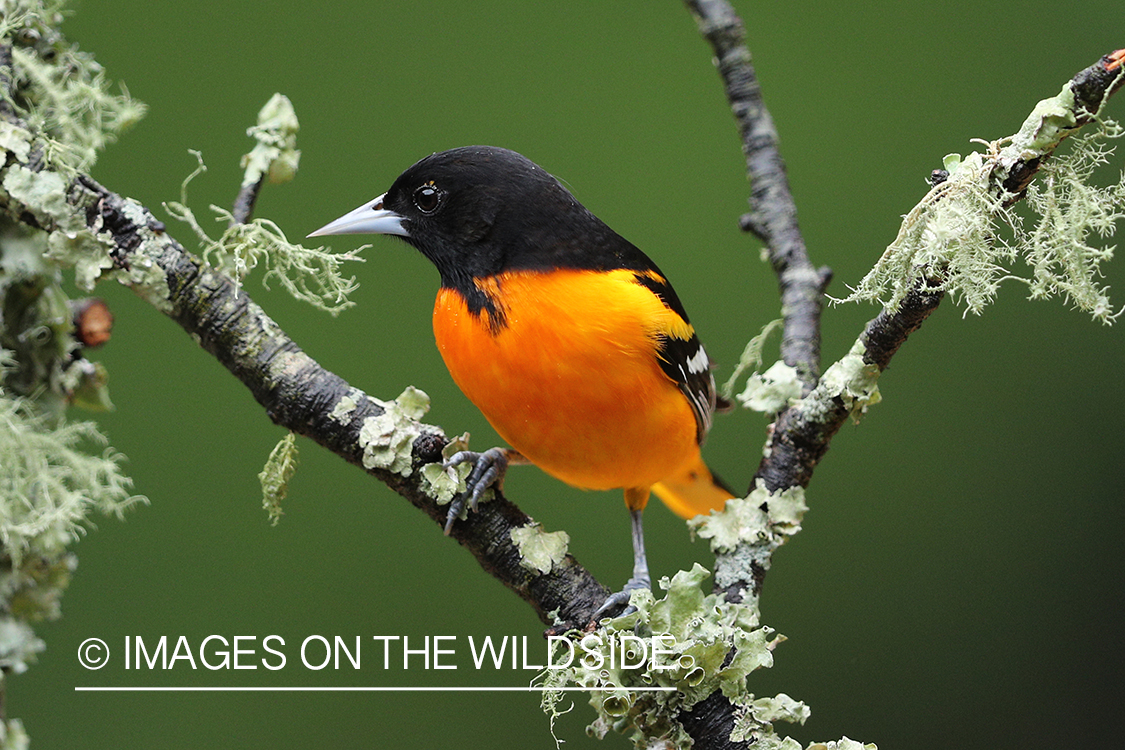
left=419, top=433, right=473, bottom=506
left=258, top=431, right=298, bottom=526
left=541, top=564, right=790, bottom=748
left=329, top=388, right=363, bottom=424
left=0, top=161, right=141, bottom=297
left=5, top=11, right=145, bottom=174
left=0, top=122, right=32, bottom=165
left=241, top=93, right=301, bottom=187
left=810, top=338, right=882, bottom=420
left=730, top=693, right=810, bottom=745
left=420, top=462, right=462, bottom=504
left=358, top=386, right=430, bottom=476
left=394, top=385, right=431, bottom=420
left=165, top=152, right=365, bottom=315
left=0, top=3, right=148, bottom=738
left=721, top=318, right=782, bottom=401
left=840, top=71, right=1125, bottom=323
left=0, top=390, right=146, bottom=566
left=0, top=128, right=169, bottom=310
left=808, top=739, right=879, bottom=750
left=0, top=717, right=30, bottom=750
left=1, top=549, right=75, bottom=623
left=45, top=227, right=116, bottom=291
left=0, top=617, right=43, bottom=676
left=688, top=487, right=809, bottom=554
left=1006, top=82, right=1081, bottom=157
left=736, top=360, right=802, bottom=415
left=841, top=148, right=1011, bottom=315
left=1021, top=127, right=1125, bottom=321
left=2, top=165, right=83, bottom=233
left=510, top=523, right=570, bottom=575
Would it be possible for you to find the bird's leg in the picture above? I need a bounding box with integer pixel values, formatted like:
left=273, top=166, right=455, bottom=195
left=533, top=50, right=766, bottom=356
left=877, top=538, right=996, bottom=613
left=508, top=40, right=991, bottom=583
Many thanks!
left=591, top=505, right=651, bottom=621
left=442, top=447, right=525, bottom=534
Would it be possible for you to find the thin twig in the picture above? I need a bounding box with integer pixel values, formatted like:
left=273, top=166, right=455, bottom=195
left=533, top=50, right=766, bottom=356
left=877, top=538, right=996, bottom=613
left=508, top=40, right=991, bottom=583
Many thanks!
left=684, top=0, right=830, bottom=392
left=230, top=174, right=265, bottom=226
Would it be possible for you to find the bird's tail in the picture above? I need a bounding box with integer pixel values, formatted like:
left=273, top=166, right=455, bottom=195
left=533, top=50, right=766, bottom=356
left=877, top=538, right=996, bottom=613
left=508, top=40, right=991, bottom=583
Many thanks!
left=652, top=453, right=735, bottom=519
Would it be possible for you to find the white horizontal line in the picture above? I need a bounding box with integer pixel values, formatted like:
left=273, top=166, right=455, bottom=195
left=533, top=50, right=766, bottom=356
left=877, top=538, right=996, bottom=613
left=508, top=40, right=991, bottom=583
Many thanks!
left=75, top=686, right=675, bottom=693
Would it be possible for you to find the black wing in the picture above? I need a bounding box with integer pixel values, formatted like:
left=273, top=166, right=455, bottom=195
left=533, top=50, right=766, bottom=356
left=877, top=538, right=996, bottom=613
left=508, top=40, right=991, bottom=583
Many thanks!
left=631, top=271, right=717, bottom=445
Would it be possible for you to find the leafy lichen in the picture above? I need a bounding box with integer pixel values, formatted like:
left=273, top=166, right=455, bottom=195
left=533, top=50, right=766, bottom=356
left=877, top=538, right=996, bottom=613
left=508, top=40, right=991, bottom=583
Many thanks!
left=540, top=564, right=795, bottom=748
left=510, top=523, right=570, bottom=575
left=241, top=93, right=301, bottom=188
left=329, top=388, right=363, bottom=424
left=812, top=337, right=882, bottom=419
left=730, top=693, right=810, bottom=746
left=419, top=433, right=473, bottom=506
left=735, top=360, right=802, bottom=415
left=358, top=386, right=431, bottom=476
left=808, top=739, right=879, bottom=750
left=689, top=487, right=809, bottom=554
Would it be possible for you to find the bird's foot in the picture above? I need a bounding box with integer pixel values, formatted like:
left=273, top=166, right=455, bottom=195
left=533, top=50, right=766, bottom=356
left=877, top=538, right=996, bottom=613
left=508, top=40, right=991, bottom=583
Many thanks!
left=442, top=447, right=512, bottom=534
left=589, top=573, right=651, bottom=623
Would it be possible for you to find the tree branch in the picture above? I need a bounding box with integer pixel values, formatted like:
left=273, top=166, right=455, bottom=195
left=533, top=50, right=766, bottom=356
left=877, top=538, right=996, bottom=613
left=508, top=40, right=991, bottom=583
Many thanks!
left=684, top=0, right=831, bottom=393
left=89, top=173, right=612, bottom=627
left=230, top=174, right=264, bottom=226
left=755, top=47, right=1125, bottom=502
left=680, top=4, right=1123, bottom=741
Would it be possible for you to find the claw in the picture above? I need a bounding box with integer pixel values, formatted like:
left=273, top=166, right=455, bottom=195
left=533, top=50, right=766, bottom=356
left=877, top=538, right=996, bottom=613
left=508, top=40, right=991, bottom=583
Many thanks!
left=590, top=575, right=650, bottom=621
left=441, top=447, right=512, bottom=534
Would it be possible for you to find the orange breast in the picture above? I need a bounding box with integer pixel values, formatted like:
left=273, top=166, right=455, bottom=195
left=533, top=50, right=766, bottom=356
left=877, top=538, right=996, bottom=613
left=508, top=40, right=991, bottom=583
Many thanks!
left=432, top=268, right=700, bottom=491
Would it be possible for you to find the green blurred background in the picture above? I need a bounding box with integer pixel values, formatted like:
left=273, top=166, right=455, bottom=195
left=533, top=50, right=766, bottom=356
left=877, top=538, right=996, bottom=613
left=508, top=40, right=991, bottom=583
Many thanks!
left=13, top=1, right=1124, bottom=747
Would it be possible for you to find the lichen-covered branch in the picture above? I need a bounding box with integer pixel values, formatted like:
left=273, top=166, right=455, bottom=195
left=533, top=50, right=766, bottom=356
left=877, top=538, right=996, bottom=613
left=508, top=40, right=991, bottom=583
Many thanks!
left=750, top=47, right=1124, bottom=584
left=684, top=0, right=831, bottom=392
left=680, top=42, right=1123, bottom=750
left=230, top=93, right=301, bottom=226
left=73, top=173, right=614, bottom=628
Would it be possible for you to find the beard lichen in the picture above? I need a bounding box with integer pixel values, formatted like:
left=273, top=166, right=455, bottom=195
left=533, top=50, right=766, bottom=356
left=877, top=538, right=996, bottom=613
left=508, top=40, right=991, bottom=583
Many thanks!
left=163, top=150, right=366, bottom=316
left=841, top=80, right=1124, bottom=323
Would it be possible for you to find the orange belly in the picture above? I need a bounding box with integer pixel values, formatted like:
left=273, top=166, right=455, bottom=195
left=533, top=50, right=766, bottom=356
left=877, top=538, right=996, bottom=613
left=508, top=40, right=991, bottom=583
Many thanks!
left=432, top=269, right=700, bottom=491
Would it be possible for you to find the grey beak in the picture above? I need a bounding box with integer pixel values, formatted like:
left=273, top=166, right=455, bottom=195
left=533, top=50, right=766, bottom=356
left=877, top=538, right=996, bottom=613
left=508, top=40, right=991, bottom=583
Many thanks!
left=307, top=193, right=409, bottom=238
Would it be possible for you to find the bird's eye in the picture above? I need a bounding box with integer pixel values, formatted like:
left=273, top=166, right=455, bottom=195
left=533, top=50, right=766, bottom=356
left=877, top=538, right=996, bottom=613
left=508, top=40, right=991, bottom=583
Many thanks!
left=413, top=185, right=441, bottom=214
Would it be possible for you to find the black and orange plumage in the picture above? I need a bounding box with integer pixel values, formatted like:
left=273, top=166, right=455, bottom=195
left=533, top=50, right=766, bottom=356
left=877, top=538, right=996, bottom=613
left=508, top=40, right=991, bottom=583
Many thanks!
left=310, top=146, right=732, bottom=614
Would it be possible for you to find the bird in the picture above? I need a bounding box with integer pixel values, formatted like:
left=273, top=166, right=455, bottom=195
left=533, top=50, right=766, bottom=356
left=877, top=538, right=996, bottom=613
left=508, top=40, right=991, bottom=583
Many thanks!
left=309, top=145, right=733, bottom=617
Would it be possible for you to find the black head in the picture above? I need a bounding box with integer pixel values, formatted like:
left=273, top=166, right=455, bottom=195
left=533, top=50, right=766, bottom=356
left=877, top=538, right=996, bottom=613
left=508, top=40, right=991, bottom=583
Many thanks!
left=309, top=146, right=660, bottom=294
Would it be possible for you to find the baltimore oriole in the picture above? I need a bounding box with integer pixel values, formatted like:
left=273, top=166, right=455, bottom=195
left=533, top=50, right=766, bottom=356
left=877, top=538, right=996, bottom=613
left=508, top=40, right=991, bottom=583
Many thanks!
left=310, top=146, right=733, bottom=615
